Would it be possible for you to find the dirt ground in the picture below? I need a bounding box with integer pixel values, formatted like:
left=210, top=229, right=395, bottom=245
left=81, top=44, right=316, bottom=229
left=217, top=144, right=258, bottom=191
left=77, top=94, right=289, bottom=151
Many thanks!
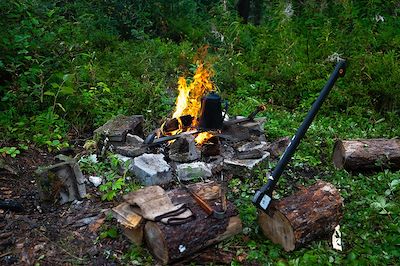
left=0, top=147, right=133, bottom=265
left=0, top=147, right=244, bottom=266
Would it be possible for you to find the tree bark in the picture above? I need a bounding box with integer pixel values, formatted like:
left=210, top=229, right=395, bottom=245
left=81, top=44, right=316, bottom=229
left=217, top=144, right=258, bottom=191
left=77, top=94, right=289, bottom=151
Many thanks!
left=258, top=181, right=343, bottom=251
left=237, top=0, right=250, bottom=23
left=144, top=184, right=242, bottom=264
left=333, top=139, right=400, bottom=171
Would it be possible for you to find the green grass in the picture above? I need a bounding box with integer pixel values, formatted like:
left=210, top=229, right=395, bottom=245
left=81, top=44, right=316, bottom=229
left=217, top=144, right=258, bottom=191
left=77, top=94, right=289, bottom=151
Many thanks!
left=225, top=103, right=400, bottom=265
left=1, top=0, right=400, bottom=264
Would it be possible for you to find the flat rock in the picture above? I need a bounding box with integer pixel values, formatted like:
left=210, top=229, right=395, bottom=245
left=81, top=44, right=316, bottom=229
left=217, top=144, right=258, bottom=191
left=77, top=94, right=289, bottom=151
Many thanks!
left=132, top=154, right=172, bottom=185
left=237, top=141, right=268, bottom=152
left=35, top=155, right=87, bottom=204
left=236, top=141, right=268, bottom=159
left=126, top=134, right=144, bottom=146
left=241, top=117, right=266, bottom=135
left=176, top=162, right=212, bottom=181
left=224, top=151, right=270, bottom=176
left=94, top=115, right=144, bottom=142
left=115, top=144, right=146, bottom=158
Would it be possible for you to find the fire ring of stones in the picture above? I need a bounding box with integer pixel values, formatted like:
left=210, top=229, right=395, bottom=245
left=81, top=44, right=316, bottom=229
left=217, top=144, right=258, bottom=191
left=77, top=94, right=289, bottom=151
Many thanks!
left=94, top=114, right=290, bottom=186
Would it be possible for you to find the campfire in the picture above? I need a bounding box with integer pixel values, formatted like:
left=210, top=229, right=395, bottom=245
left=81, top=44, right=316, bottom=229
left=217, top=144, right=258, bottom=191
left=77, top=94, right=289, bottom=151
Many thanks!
left=161, top=63, right=216, bottom=145
left=88, top=60, right=291, bottom=264
left=34, top=60, right=347, bottom=264
left=93, top=60, right=282, bottom=185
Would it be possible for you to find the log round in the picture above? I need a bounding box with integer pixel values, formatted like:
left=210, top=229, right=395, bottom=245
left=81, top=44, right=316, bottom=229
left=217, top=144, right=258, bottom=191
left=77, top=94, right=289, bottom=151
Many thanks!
left=144, top=185, right=242, bottom=264
left=258, top=181, right=343, bottom=251
left=333, top=139, right=400, bottom=171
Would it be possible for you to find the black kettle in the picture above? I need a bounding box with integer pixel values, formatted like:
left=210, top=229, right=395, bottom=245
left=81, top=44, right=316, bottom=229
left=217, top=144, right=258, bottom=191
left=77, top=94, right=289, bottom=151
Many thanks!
left=198, top=92, right=228, bottom=130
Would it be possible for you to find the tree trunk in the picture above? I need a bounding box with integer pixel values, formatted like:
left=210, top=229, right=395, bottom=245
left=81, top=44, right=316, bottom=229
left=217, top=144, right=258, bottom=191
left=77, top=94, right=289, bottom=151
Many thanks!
left=333, top=139, right=400, bottom=171
left=258, top=181, right=343, bottom=251
left=237, top=0, right=250, bottom=23
left=144, top=184, right=242, bottom=264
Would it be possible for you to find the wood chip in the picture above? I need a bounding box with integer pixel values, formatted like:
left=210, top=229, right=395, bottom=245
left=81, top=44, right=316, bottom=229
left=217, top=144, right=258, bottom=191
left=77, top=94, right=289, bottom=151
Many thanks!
left=112, top=203, right=143, bottom=229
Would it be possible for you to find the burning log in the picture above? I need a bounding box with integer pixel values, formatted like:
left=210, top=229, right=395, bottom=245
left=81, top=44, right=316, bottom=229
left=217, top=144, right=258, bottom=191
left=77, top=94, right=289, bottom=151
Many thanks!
left=258, top=181, right=343, bottom=251
left=333, top=139, right=400, bottom=171
left=161, top=115, right=194, bottom=134
left=201, top=136, right=221, bottom=157
left=143, top=183, right=242, bottom=264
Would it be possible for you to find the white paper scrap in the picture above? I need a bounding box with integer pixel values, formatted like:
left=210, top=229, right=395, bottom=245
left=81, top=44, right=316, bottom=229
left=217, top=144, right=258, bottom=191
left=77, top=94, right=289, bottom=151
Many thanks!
left=332, top=225, right=342, bottom=251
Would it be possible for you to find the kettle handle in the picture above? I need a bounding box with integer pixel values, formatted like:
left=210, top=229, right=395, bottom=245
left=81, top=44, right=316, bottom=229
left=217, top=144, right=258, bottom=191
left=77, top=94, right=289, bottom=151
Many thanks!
left=222, top=100, right=228, bottom=121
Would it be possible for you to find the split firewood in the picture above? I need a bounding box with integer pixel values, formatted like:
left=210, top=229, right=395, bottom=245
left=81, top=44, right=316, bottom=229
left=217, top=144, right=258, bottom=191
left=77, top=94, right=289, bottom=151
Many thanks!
left=258, top=181, right=343, bottom=251
left=333, top=139, right=400, bottom=171
left=112, top=202, right=144, bottom=245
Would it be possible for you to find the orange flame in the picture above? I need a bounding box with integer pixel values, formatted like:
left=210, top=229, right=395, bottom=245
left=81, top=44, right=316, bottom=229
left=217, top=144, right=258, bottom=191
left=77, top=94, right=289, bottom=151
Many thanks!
left=194, top=132, right=214, bottom=144
left=167, top=62, right=215, bottom=145
left=172, top=63, right=214, bottom=124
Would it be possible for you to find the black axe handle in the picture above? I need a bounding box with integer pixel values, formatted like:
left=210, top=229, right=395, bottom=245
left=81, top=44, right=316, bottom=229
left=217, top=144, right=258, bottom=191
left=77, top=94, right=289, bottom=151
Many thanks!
left=253, top=60, right=347, bottom=212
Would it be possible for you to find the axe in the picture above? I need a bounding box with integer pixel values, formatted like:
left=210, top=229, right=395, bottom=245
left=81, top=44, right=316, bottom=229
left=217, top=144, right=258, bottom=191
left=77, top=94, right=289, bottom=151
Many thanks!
left=253, top=60, right=347, bottom=212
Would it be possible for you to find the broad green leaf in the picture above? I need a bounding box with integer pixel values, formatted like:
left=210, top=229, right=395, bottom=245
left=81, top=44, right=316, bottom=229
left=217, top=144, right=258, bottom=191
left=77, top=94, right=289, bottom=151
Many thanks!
left=390, top=179, right=400, bottom=189
left=63, top=74, right=72, bottom=82
left=44, top=91, right=55, bottom=96
left=60, top=86, right=74, bottom=95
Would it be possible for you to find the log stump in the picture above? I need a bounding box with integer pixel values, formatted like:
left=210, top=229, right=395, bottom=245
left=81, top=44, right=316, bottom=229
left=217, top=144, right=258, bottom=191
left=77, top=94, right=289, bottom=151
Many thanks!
left=258, top=181, right=343, bottom=251
left=144, top=184, right=242, bottom=264
left=333, top=139, right=400, bottom=171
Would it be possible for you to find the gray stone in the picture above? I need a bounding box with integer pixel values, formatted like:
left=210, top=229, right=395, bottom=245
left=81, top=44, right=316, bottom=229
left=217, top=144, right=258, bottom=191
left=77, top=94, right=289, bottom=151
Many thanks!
left=266, top=137, right=291, bottom=158
left=169, top=135, right=200, bottom=163
left=237, top=141, right=268, bottom=152
left=115, top=144, right=146, bottom=158
left=126, top=134, right=144, bottom=145
left=94, top=115, right=144, bottom=142
left=176, top=162, right=212, bottom=181
left=236, top=141, right=268, bottom=159
left=220, top=125, right=250, bottom=142
left=132, top=153, right=172, bottom=185
left=88, top=176, right=103, bottom=187
left=236, top=149, right=264, bottom=160
left=35, top=155, right=87, bottom=204
left=224, top=151, right=270, bottom=176
left=241, top=117, right=266, bottom=135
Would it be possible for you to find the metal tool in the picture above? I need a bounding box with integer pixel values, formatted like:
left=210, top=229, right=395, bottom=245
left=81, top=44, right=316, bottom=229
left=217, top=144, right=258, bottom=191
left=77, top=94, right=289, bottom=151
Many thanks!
left=223, top=104, right=266, bottom=126
left=143, top=131, right=157, bottom=145
left=252, top=60, right=347, bottom=212
left=144, top=129, right=202, bottom=146
left=185, top=186, right=225, bottom=219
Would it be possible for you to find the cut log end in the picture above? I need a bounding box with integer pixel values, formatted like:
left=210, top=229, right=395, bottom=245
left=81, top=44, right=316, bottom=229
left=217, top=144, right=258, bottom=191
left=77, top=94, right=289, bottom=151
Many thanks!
left=258, top=181, right=343, bottom=251
left=258, top=210, right=295, bottom=251
left=144, top=222, right=169, bottom=264
left=333, top=140, right=345, bottom=169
